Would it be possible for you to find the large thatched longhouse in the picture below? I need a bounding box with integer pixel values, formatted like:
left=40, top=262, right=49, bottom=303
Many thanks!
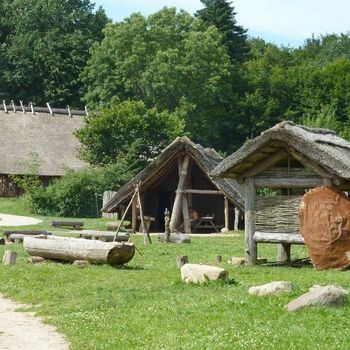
left=212, top=121, right=350, bottom=264
left=103, top=137, right=244, bottom=233
left=0, top=103, right=87, bottom=195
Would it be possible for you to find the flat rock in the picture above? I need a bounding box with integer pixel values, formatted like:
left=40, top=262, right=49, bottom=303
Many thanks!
left=286, top=285, right=349, bottom=312
left=228, top=257, right=245, bottom=266
left=30, top=256, right=46, bottom=264
left=181, top=263, right=228, bottom=284
left=300, top=187, right=350, bottom=269
left=72, top=260, right=90, bottom=268
left=249, top=281, right=294, bottom=296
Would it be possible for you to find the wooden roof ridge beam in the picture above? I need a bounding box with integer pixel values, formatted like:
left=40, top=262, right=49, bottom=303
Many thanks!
left=237, top=149, right=288, bottom=182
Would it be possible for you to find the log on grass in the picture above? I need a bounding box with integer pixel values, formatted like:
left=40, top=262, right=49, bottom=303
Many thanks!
left=78, top=231, right=130, bottom=242
left=4, top=230, right=51, bottom=243
left=23, top=236, right=135, bottom=266
left=7, top=233, right=50, bottom=243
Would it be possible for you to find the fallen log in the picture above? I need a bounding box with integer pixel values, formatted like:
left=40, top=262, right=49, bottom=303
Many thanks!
left=23, top=236, right=135, bottom=266
left=77, top=230, right=130, bottom=242
left=4, top=230, right=51, bottom=243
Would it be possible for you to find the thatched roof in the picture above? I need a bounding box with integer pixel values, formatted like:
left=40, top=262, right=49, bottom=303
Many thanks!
left=0, top=109, right=87, bottom=176
left=212, top=121, right=350, bottom=179
left=102, top=136, right=244, bottom=212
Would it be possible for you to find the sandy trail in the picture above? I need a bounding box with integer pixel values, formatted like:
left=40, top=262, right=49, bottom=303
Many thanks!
left=0, top=213, right=42, bottom=227
left=0, top=295, right=69, bottom=350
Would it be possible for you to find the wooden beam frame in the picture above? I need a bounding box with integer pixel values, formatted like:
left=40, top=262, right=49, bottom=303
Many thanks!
left=184, top=189, right=222, bottom=195
left=254, top=177, right=323, bottom=188
left=238, top=149, right=288, bottom=182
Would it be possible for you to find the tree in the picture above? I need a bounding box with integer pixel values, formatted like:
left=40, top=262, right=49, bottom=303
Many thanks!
left=196, top=0, right=249, bottom=62
left=0, top=0, right=109, bottom=107
left=82, top=8, right=241, bottom=152
left=75, top=100, right=185, bottom=166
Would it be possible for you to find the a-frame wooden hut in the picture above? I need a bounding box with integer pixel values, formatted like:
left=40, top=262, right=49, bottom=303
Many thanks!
left=102, top=137, right=244, bottom=233
left=212, top=121, right=350, bottom=264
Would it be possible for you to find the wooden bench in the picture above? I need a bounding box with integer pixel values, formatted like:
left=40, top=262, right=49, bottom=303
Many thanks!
left=254, top=231, right=305, bottom=262
left=51, top=221, right=84, bottom=230
left=192, top=215, right=220, bottom=233
left=4, top=230, right=52, bottom=243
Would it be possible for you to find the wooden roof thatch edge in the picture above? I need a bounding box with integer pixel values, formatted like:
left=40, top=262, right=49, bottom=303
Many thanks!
left=212, top=121, right=350, bottom=180
left=102, top=136, right=244, bottom=213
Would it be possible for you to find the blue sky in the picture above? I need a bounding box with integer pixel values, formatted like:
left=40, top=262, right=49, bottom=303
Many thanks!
left=94, top=0, right=350, bottom=47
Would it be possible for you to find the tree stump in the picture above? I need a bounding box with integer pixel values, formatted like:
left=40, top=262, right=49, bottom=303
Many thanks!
left=2, top=251, right=17, bottom=265
left=214, top=255, right=222, bottom=263
left=176, top=255, right=188, bottom=268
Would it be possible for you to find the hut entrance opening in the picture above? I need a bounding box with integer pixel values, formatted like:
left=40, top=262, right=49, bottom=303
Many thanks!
left=131, top=158, right=234, bottom=233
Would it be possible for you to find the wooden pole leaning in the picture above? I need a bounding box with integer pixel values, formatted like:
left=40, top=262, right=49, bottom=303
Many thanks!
left=137, top=190, right=152, bottom=245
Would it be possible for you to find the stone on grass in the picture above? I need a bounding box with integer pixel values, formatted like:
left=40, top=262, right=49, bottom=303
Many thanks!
left=181, top=263, right=228, bottom=284
left=228, top=257, right=245, bottom=266
left=286, top=285, right=349, bottom=312
left=30, top=256, right=46, bottom=264
left=249, top=281, right=294, bottom=297
left=158, top=232, right=191, bottom=244
left=73, top=260, right=90, bottom=268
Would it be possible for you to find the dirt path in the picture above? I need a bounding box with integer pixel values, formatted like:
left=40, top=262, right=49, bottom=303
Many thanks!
left=0, top=295, right=69, bottom=350
left=0, top=213, right=42, bottom=227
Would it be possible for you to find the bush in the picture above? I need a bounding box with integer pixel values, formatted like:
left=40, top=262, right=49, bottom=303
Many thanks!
left=22, top=144, right=144, bottom=217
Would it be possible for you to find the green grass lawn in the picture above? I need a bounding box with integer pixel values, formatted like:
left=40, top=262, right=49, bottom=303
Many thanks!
left=0, top=197, right=349, bottom=349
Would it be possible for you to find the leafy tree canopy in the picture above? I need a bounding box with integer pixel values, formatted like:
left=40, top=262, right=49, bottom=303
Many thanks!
left=196, top=0, right=249, bottom=62
left=0, top=0, right=109, bottom=107
left=75, top=100, right=185, bottom=166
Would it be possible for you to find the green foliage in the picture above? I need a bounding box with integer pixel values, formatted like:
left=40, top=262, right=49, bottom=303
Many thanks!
left=22, top=148, right=142, bottom=217
left=81, top=8, right=241, bottom=152
left=76, top=100, right=185, bottom=166
left=0, top=0, right=109, bottom=107
left=196, top=0, right=249, bottom=62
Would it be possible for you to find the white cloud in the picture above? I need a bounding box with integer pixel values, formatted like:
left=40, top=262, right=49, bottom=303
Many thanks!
left=234, top=0, right=350, bottom=39
left=95, top=0, right=350, bottom=45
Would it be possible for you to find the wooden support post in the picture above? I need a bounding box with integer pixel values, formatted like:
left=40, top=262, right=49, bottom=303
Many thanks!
left=244, top=178, right=257, bottom=265
left=223, top=196, right=229, bottom=232
left=131, top=196, right=138, bottom=231
left=277, top=243, right=291, bottom=263
left=170, top=155, right=190, bottom=231
left=2, top=251, right=17, bottom=265
left=234, top=207, right=240, bottom=231
left=137, top=191, right=152, bottom=245
left=182, top=195, right=191, bottom=233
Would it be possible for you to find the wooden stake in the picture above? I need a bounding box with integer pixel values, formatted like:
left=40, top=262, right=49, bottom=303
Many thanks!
left=176, top=255, right=188, bottom=268
left=113, top=188, right=138, bottom=241
left=131, top=196, right=138, bottom=231
left=2, top=251, right=17, bottom=265
left=137, top=190, right=152, bottom=245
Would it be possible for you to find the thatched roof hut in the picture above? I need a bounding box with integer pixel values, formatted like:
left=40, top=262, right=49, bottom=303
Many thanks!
left=103, top=137, right=244, bottom=233
left=0, top=104, right=87, bottom=195
left=212, top=121, right=350, bottom=264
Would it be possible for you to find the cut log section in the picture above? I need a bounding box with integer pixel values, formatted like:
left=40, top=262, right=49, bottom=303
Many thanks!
left=300, top=186, right=350, bottom=270
left=77, top=231, right=130, bottom=242
left=23, top=236, right=135, bottom=266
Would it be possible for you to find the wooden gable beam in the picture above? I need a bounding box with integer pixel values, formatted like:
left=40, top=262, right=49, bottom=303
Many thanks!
left=287, top=147, right=335, bottom=179
left=238, top=149, right=288, bottom=182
